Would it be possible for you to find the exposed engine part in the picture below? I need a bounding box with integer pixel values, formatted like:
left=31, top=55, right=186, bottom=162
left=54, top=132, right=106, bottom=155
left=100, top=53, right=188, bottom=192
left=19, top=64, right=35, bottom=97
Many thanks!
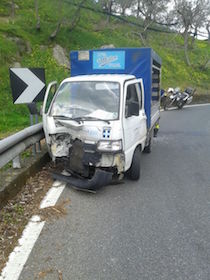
left=50, top=134, right=71, bottom=158
left=50, top=134, right=125, bottom=179
left=68, top=139, right=101, bottom=178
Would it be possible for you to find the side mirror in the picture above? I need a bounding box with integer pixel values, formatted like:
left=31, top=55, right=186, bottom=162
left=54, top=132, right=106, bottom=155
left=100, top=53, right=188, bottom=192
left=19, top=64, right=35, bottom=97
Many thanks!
left=125, top=101, right=139, bottom=118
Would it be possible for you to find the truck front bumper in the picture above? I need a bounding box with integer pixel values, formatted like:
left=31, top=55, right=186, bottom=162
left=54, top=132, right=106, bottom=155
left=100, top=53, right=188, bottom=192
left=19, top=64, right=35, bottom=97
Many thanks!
left=52, top=169, right=113, bottom=192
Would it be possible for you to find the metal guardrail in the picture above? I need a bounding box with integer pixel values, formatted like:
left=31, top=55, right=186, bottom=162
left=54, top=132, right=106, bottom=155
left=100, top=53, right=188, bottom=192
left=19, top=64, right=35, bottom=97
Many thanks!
left=0, top=123, right=44, bottom=169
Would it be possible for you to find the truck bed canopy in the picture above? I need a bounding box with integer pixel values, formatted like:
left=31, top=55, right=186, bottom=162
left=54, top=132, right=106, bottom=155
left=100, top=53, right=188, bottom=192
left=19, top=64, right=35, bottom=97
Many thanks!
left=70, top=48, right=161, bottom=128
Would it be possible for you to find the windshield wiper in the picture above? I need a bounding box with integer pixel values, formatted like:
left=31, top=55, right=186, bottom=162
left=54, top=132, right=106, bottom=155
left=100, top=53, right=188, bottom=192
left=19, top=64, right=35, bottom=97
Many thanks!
left=53, top=115, right=82, bottom=124
left=53, top=115, right=110, bottom=124
left=79, top=116, right=110, bottom=124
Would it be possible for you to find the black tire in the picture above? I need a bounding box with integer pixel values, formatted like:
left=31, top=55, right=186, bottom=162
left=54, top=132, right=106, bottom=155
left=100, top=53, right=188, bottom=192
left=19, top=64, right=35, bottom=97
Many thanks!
left=164, top=99, right=171, bottom=110
left=161, top=96, right=167, bottom=110
left=128, top=148, right=141, bottom=180
left=144, top=137, right=152, bottom=153
left=163, top=101, right=168, bottom=110
left=177, top=101, right=184, bottom=109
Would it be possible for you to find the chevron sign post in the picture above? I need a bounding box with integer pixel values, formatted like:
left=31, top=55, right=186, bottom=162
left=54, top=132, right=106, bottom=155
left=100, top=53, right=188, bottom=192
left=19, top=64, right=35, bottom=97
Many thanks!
left=9, top=68, right=46, bottom=104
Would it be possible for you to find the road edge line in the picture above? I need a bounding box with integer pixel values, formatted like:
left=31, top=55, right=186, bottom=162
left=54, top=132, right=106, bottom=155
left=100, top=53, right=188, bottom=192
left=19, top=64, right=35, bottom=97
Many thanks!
left=0, top=182, right=66, bottom=280
left=40, top=183, right=66, bottom=209
left=0, top=216, right=45, bottom=280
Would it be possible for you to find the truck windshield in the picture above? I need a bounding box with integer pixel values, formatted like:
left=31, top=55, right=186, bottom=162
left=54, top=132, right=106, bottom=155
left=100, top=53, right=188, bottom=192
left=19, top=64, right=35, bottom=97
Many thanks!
left=50, top=81, right=120, bottom=121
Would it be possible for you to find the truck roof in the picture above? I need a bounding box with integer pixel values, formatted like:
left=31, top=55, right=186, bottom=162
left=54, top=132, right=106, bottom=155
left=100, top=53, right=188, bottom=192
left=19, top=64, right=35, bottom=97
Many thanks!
left=62, top=74, right=136, bottom=84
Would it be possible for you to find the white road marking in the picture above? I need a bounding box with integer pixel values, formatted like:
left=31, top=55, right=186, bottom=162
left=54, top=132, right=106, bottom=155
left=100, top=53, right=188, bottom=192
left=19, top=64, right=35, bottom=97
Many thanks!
left=40, top=183, right=66, bottom=209
left=0, top=216, right=45, bottom=280
left=161, top=103, right=210, bottom=112
left=0, top=181, right=66, bottom=280
left=184, top=103, right=210, bottom=108
left=160, top=107, right=178, bottom=112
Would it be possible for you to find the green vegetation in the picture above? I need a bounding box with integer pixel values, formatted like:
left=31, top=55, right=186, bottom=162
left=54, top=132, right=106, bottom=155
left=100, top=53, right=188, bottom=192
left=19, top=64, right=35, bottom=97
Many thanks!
left=0, top=0, right=209, bottom=136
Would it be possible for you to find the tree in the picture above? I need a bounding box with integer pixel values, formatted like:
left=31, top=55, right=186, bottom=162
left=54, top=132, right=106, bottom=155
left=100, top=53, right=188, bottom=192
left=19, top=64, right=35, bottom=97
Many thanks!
left=174, top=0, right=209, bottom=66
left=35, top=0, right=40, bottom=31
left=191, top=0, right=209, bottom=45
left=11, top=0, right=15, bottom=23
left=134, top=0, right=168, bottom=38
left=206, top=20, right=210, bottom=41
left=69, top=0, right=86, bottom=32
left=175, top=0, right=193, bottom=65
left=115, top=0, right=134, bottom=15
left=49, top=0, right=87, bottom=40
left=99, top=0, right=115, bottom=22
left=50, top=0, right=63, bottom=40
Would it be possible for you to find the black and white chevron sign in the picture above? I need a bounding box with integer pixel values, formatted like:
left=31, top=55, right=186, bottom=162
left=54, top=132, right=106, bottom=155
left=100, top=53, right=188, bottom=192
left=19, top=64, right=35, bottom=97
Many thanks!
left=9, top=68, right=46, bottom=104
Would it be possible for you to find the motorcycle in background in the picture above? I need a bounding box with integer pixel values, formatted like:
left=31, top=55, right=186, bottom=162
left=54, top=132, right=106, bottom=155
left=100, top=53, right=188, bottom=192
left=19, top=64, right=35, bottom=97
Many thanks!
left=179, top=87, right=196, bottom=108
left=162, top=87, right=196, bottom=110
left=163, top=87, right=180, bottom=110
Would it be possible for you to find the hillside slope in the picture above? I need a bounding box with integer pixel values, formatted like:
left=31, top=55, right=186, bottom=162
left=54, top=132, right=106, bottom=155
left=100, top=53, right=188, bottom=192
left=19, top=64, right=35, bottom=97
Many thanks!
left=0, top=0, right=209, bottom=135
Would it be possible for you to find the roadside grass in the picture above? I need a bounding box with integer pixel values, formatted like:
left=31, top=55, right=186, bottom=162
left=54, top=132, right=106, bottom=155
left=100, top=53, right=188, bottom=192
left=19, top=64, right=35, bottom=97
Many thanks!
left=0, top=0, right=209, bottom=137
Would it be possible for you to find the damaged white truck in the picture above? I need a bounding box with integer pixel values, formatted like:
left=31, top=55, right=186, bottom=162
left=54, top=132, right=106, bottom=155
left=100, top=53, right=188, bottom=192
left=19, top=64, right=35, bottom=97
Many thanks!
left=42, top=48, right=161, bottom=191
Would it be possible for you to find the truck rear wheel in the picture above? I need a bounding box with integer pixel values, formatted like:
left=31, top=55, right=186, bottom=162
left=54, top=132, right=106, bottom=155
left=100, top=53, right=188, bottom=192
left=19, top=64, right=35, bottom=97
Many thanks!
left=128, top=148, right=141, bottom=180
left=144, top=137, right=152, bottom=153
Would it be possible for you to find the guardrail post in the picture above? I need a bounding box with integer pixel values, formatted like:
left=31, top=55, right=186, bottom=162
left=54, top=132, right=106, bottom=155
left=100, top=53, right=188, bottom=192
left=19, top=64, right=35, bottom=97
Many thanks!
left=12, top=155, right=21, bottom=169
left=30, top=114, right=36, bottom=155
left=35, top=114, right=41, bottom=153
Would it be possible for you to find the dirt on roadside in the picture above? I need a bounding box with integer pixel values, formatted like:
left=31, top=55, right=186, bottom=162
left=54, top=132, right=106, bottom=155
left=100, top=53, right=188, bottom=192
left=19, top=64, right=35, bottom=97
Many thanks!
left=0, top=163, right=68, bottom=274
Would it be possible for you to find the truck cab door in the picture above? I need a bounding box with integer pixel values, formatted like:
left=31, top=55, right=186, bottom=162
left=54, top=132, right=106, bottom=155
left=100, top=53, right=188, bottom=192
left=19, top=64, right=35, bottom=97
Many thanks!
left=42, top=81, right=57, bottom=142
left=123, top=79, right=147, bottom=171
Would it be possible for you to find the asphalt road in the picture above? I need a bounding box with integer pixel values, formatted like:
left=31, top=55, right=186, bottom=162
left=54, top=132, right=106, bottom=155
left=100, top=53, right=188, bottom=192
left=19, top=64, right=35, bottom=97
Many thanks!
left=19, top=105, right=210, bottom=280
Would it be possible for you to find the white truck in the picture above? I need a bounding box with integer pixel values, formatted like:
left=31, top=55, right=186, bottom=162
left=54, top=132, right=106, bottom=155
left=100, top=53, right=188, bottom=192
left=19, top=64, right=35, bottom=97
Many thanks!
left=42, top=48, right=161, bottom=191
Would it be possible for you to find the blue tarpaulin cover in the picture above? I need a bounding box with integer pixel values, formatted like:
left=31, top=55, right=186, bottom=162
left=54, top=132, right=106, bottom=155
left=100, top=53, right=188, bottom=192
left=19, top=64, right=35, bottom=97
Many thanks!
left=70, top=48, right=161, bottom=128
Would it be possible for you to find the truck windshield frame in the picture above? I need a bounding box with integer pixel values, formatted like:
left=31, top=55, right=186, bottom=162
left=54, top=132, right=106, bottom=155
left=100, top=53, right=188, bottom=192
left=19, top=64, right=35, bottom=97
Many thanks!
left=50, top=81, right=121, bottom=121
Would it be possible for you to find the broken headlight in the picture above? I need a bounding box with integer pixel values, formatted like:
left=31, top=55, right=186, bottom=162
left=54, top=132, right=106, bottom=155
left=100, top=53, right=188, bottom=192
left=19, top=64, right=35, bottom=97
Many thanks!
left=97, top=140, right=122, bottom=152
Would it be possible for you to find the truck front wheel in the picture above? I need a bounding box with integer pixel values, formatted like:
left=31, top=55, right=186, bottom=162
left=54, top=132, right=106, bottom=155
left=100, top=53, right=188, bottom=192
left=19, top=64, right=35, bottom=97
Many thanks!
left=128, top=148, right=141, bottom=180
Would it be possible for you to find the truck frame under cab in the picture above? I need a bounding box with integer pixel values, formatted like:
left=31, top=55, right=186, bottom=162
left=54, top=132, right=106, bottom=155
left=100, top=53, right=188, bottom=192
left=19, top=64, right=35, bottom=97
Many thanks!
left=42, top=48, right=162, bottom=191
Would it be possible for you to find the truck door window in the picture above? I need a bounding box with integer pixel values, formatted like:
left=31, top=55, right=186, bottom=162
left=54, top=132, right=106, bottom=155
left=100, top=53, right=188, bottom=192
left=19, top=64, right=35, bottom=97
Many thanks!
left=125, top=84, right=140, bottom=118
left=44, top=83, right=57, bottom=114
left=136, top=83, right=142, bottom=109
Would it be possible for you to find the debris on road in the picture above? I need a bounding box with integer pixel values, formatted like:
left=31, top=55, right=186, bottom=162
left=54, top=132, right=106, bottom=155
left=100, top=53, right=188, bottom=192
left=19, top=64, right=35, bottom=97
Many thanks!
left=38, top=199, right=70, bottom=222
left=35, top=268, right=63, bottom=280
